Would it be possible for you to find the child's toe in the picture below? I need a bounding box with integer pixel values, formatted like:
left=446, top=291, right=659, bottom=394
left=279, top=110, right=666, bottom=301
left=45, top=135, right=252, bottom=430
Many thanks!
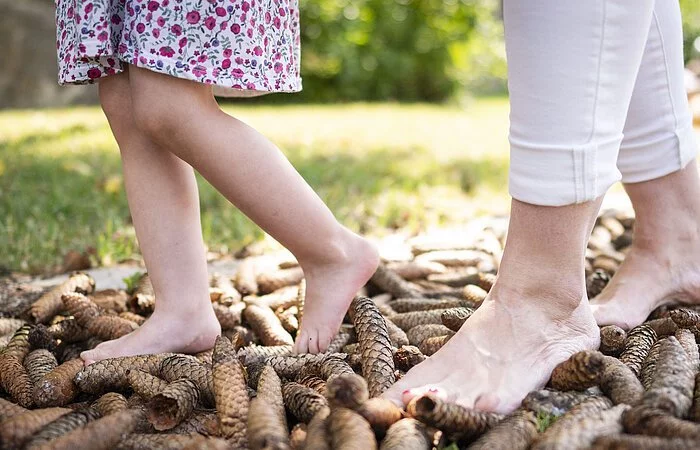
left=307, top=329, right=320, bottom=354
left=294, top=330, right=309, bottom=354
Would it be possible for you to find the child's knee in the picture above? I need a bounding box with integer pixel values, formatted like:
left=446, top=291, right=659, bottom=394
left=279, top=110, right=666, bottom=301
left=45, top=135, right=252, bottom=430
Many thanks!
left=99, top=73, right=132, bottom=131
left=130, top=67, right=215, bottom=144
left=131, top=96, right=179, bottom=144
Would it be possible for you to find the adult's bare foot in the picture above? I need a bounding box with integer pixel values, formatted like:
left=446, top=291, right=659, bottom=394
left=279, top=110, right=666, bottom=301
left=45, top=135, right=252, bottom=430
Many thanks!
left=592, top=164, right=700, bottom=328
left=294, top=231, right=379, bottom=354
left=383, top=285, right=599, bottom=414
left=383, top=198, right=603, bottom=414
left=80, top=305, right=221, bottom=365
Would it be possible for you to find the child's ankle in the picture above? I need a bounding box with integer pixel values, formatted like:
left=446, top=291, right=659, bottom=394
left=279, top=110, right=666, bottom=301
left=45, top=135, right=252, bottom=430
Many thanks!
left=296, top=227, right=363, bottom=268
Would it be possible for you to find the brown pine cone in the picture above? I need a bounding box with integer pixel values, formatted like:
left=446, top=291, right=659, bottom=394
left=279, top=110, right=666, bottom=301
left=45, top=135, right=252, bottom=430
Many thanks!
left=379, top=418, right=431, bottom=450
left=29, top=272, right=94, bottom=324
left=212, top=335, right=248, bottom=448
left=33, top=358, right=84, bottom=407
left=327, top=407, right=377, bottom=450
left=283, top=382, right=328, bottom=423
left=24, top=349, right=58, bottom=386
left=350, top=296, right=395, bottom=397
left=147, top=378, right=200, bottom=431
left=93, top=392, right=128, bottom=416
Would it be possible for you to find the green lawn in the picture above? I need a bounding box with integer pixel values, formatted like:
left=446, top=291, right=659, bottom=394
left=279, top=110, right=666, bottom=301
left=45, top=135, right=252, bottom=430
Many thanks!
left=0, top=99, right=511, bottom=274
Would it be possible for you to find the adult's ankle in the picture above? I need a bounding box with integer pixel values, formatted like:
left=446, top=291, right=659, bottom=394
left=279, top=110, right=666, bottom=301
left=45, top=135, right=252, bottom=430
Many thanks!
left=490, top=268, right=586, bottom=315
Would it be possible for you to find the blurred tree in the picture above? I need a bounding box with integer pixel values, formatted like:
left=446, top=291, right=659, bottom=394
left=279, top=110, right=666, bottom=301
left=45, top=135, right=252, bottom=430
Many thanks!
left=296, top=0, right=505, bottom=102
left=682, top=0, right=700, bottom=62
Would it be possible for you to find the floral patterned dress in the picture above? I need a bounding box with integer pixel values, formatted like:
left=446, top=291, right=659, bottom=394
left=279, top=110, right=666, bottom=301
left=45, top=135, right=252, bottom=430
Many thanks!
left=55, top=0, right=302, bottom=95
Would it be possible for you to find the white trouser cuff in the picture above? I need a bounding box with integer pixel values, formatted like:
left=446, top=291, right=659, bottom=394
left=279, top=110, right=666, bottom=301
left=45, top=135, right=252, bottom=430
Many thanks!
left=508, top=136, right=622, bottom=206
left=618, top=124, right=698, bottom=184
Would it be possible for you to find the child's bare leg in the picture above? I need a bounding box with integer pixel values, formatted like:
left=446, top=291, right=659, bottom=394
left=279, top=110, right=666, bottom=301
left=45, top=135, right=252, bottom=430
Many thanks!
left=127, top=66, right=378, bottom=354
left=81, top=69, right=220, bottom=364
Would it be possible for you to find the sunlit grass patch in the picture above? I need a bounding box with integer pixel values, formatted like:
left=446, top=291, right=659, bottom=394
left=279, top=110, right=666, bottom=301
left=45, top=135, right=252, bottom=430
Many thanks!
left=0, top=99, right=510, bottom=273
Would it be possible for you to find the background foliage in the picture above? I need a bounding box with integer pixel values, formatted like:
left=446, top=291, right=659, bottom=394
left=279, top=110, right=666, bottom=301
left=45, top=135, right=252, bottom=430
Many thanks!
left=289, top=0, right=506, bottom=102
left=683, top=0, right=700, bottom=62
left=287, top=0, right=700, bottom=103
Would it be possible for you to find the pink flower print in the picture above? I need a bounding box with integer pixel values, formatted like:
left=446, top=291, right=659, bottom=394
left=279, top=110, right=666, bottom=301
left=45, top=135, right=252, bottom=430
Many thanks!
left=87, top=67, right=101, bottom=79
left=171, top=24, right=182, bottom=35
left=253, top=46, right=263, bottom=56
left=242, top=1, right=250, bottom=12
left=220, top=21, right=228, bottom=30
left=246, top=28, right=253, bottom=38
left=106, top=57, right=115, bottom=66
left=279, top=7, right=286, bottom=16
left=147, top=1, right=159, bottom=11
left=192, top=65, right=207, bottom=77
left=152, top=28, right=160, bottom=38
left=157, top=16, right=165, bottom=27
left=258, top=24, right=264, bottom=34
left=118, top=43, right=128, bottom=53
left=136, top=23, right=145, bottom=33
left=215, top=7, right=226, bottom=16
left=235, top=56, right=243, bottom=64
left=230, top=23, right=240, bottom=34
left=97, top=30, right=108, bottom=42
left=139, top=56, right=148, bottom=64
left=186, top=11, right=200, bottom=24
left=159, top=46, right=175, bottom=57
left=223, top=48, right=232, bottom=57
left=105, top=67, right=116, bottom=75
left=274, top=62, right=283, bottom=73
left=265, top=11, right=271, bottom=23
left=205, top=16, right=216, bottom=30
left=222, top=59, right=231, bottom=69
left=162, top=0, right=168, bottom=5
left=179, top=37, right=188, bottom=48
left=246, top=82, right=256, bottom=89
left=273, top=17, right=281, bottom=29
left=240, top=13, right=246, bottom=21
left=111, top=14, right=121, bottom=25
left=198, top=54, right=208, bottom=62
left=233, top=84, right=242, bottom=89
left=67, top=6, right=74, bottom=18
left=84, top=3, right=93, bottom=13
left=232, top=68, right=244, bottom=78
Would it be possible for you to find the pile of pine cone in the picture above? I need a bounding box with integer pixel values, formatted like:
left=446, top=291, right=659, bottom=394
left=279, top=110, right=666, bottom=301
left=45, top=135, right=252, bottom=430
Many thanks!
left=1, top=210, right=699, bottom=449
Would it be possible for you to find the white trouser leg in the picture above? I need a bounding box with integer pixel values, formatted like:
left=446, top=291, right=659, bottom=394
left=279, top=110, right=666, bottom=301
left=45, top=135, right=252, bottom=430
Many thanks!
left=617, top=0, right=697, bottom=183
left=505, top=0, right=654, bottom=206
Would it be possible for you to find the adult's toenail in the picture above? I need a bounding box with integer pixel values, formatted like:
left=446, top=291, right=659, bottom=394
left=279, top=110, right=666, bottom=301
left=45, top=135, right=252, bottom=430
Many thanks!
left=402, top=389, right=411, bottom=395
left=428, top=388, right=439, bottom=393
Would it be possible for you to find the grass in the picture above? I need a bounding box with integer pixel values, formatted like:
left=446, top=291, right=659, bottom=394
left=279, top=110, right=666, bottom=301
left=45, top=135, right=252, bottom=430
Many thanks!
left=0, top=98, right=511, bottom=274
left=536, top=411, right=558, bottom=432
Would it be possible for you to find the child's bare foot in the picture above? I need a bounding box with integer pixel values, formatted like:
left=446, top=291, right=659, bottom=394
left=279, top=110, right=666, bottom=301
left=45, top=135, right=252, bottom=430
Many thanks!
left=294, top=231, right=379, bottom=354
left=80, top=305, right=221, bottom=365
left=383, top=285, right=600, bottom=414
left=592, top=165, right=700, bottom=329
